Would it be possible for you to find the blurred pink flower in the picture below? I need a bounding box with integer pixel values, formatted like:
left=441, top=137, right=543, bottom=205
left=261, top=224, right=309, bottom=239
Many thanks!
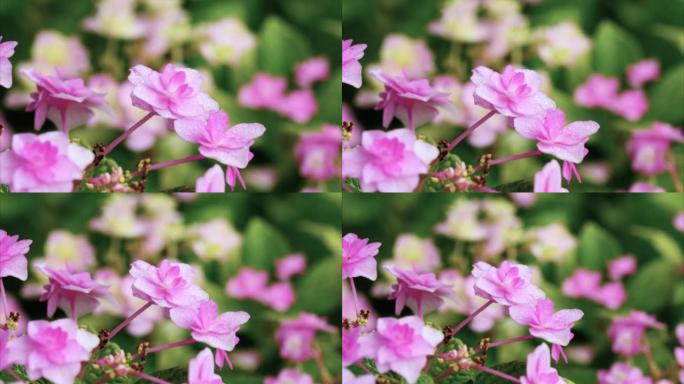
left=0, top=132, right=94, bottom=192
left=342, top=233, right=380, bottom=281
left=188, top=348, right=223, bottom=384
left=38, top=230, right=95, bottom=272
left=472, top=261, right=545, bottom=306
left=389, top=234, right=441, bottom=273
left=294, top=124, right=341, bottom=182
left=225, top=267, right=269, bottom=299
left=609, top=89, right=648, bottom=121
left=295, top=57, right=330, bottom=88
left=22, top=69, right=109, bottom=132
left=471, top=65, right=555, bottom=118
left=385, top=265, right=454, bottom=318
left=520, top=343, right=563, bottom=384
left=174, top=110, right=265, bottom=168
left=592, top=281, right=627, bottom=310
left=534, top=160, right=569, bottom=193
left=360, top=316, right=443, bottom=384
left=0, top=229, right=31, bottom=281
left=628, top=182, right=665, bottom=192
left=7, top=319, right=99, bottom=384
left=238, top=73, right=287, bottom=109
left=675, top=212, right=684, bottom=233
left=342, top=39, right=367, bottom=88
left=128, top=63, right=218, bottom=120
left=170, top=299, right=249, bottom=352
left=510, top=298, right=583, bottom=346
left=514, top=109, right=599, bottom=163
left=598, top=362, right=653, bottom=384
left=608, top=255, right=637, bottom=280
left=257, top=281, right=295, bottom=312
left=275, top=312, right=335, bottom=362
left=608, top=311, right=664, bottom=357
left=0, top=35, right=17, bottom=88
left=627, top=59, right=660, bottom=88
left=574, top=74, right=620, bottom=108
left=265, top=368, right=313, bottom=384
left=36, top=264, right=111, bottom=319
left=275, top=89, right=318, bottom=123
left=377, top=34, right=435, bottom=79
left=372, top=70, right=451, bottom=130
left=627, top=122, right=684, bottom=176
left=276, top=253, right=307, bottom=280
left=196, top=165, right=226, bottom=193
left=129, top=260, right=208, bottom=308
left=342, top=128, right=439, bottom=192
left=25, top=31, right=90, bottom=78
left=561, top=269, right=602, bottom=298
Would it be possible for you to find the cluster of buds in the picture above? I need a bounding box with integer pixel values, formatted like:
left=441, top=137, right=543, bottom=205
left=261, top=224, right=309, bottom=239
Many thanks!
left=433, top=161, right=471, bottom=191
left=441, top=345, right=477, bottom=371
left=87, top=166, right=131, bottom=192
left=94, top=350, right=130, bottom=379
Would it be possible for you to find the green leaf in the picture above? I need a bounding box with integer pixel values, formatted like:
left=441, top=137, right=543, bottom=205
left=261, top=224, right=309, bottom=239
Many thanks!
left=242, top=218, right=290, bottom=270
left=592, top=21, right=643, bottom=76
left=627, top=259, right=679, bottom=311
left=475, top=361, right=526, bottom=384
left=647, top=63, right=684, bottom=123
left=577, top=222, right=622, bottom=271
left=417, top=374, right=435, bottom=384
left=630, top=226, right=684, bottom=264
left=295, top=256, right=341, bottom=313
left=257, top=16, right=312, bottom=75
left=494, top=180, right=532, bottom=192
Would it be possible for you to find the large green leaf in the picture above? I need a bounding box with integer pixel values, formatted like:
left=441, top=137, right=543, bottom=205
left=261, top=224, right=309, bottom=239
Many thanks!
left=592, top=21, right=643, bottom=76
left=577, top=222, right=622, bottom=271
left=630, top=226, right=684, bottom=264
left=627, top=259, right=679, bottom=311
left=257, top=16, right=312, bottom=75
left=647, top=63, right=684, bottom=123
left=295, top=256, right=341, bottom=313
left=242, top=218, right=290, bottom=269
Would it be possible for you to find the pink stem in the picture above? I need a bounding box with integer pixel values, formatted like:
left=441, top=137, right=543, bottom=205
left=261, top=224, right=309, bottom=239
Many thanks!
left=473, top=365, right=521, bottom=383
left=146, top=338, right=196, bottom=354
left=489, top=334, right=534, bottom=348
left=451, top=299, right=495, bottom=335
left=448, top=111, right=497, bottom=151
left=348, top=278, right=360, bottom=318
left=131, top=370, right=173, bottom=384
left=109, top=301, right=153, bottom=339
left=130, top=154, right=206, bottom=179
left=102, top=112, right=156, bottom=157
left=474, top=150, right=544, bottom=173
left=0, top=278, right=7, bottom=323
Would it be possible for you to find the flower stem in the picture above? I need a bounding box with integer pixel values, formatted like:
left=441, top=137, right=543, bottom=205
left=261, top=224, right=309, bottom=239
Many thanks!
left=134, top=338, right=196, bottom=359
left=473, top=149, right=543, bottom=173
left=667, top=150, right=683, bottom=192
left=130, top=370, right=173, bottom=384
left=348, top=278, right=360, bottom=319
left=109, top=301, right=153, bottom=340
left=472, top=365, right=521, bottom=383
left=451, top=299, right=495, bottom=335
left=0, top=278, right=7, bottom=323
left=435, top=367, right=455, bottom=382
left=102, top=112, right=156, bottom=157
left=130, top=154, right=206, bottom=179
left=488, top=334, right=534, bottom=348
left=314, top=342, right=334, bottom=384
left=4, top=369, right=23, bottom=383
left=447, top=110, right=497, bottom=152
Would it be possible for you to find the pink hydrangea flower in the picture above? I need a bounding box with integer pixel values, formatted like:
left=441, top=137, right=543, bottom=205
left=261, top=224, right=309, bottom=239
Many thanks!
left=561, top=269, right=602, bottom=298
left=170, top=299, right=249, bottom=352
left=534, top=160, right=569, bottom=193
left=591, top=281, right=627, bottom=309
left=295, top=57, right=330, bottom=88
left=196, top=164, right=226, bottom=193
left=36, top=264, right=112, bottom=319
left=174, top=110, right=265, bottom=168
left=574, top=74, right=620, bottom=108
left=520, top=343, right=563, bottom=384
left=627, top=59, right=660, bottom=88
left=608, top=255, right=637, bottom=280
left=385, top=265, right=454, bottom=318
left=265, top=368, right=313, bottom=384
left=342, top=233, right=380, bottom=281
left=343, top=368, right=376, bottom=384
left=129, top=260, right=208, bottom=308
left=128, top=63, right=218, bottom=120
left=342, top=327, right=366, bottom=367
left=510, top=298, right=583, bottom=346
left=472, top=261, right=545, bottom=306
left=342, top=128, right=439, bottom=192
left=598, top=362, right=653, bottom=384
left=360, top=316, right=443, bottom=384
left=0, top=36, right=17, bottom=88
left=275, top=89, right=318, bottom=123
left=238, top=73, right=287, bottom=109
left=225, top=267, right=269, bottom=299
left=188, top=348, right=223, bottom=384
left=608, top=311, right=665, bottom=357
left=257, top=281, right=295, bottom=312
left=0, top=329, right=10, bottom=371
left=276, top=253, right=307, bottom=280
left=275, top=312, right=335, bottom=362
left=0, top=230, right=31, bottom=281
left=514, top=108, right=599, bottom=163
left=0, top=132, right=94, bottom=192
left=7, top=319, right=99, bottom=384
left=439, top=271, right=505, bottom=332
left=609, top=89, right=649, bottom=121
left=627, top=122, right=684, bottom=176
left=294, top=124, right=341, bottom=181
left=372, top=70, right=451, bottom=130
left=22, top=69, right=109, bottom=132
left=471, top=65, right=555, bottom=118
left=342, top=39, right=367, bottom=88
